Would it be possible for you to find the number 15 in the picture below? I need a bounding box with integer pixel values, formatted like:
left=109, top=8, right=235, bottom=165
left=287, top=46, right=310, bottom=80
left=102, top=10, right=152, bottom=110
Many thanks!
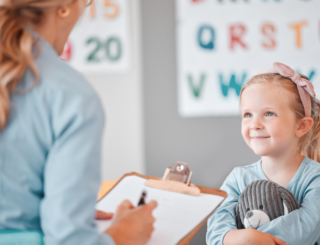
left=89, top=0, right=119, bottom=19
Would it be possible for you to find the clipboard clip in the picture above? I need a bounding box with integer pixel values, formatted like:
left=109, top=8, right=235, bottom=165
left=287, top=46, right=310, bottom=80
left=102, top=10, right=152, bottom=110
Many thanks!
left=145, top=162, right=200, bottom=196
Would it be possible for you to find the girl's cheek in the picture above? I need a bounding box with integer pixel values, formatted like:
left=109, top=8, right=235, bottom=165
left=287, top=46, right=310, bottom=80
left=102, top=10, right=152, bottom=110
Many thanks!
left=241, top=123, right=249, bottom=139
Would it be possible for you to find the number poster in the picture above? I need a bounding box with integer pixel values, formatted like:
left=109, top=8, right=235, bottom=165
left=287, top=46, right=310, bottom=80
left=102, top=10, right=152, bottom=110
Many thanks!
left=60, top=0, right=130, bottom=74
left=176, top=0, right=320, bottom=117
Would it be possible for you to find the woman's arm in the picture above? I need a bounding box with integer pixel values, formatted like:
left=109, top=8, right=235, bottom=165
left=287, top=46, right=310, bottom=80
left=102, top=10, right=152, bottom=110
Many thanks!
left=40, top=85, right=114, bottom=245
left=40, top=80, right=157, bottom=245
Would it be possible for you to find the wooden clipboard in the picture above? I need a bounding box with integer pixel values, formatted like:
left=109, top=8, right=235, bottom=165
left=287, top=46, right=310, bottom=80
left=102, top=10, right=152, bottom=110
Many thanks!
left=98, top=172, right=227, bottom=245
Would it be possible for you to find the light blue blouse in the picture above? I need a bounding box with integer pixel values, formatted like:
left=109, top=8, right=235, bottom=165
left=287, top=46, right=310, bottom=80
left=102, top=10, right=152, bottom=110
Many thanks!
left=0, top=37, right=115, bottom=245
left=206, top=157, right=320, bottom=245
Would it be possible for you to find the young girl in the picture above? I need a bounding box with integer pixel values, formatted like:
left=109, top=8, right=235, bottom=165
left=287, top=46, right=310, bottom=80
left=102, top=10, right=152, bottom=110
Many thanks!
left=206, top=62, right=320, bottom=245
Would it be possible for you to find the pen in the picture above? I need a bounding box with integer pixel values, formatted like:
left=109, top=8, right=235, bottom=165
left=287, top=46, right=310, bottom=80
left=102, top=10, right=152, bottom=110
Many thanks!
left=137, top=190, right=147, bottom=206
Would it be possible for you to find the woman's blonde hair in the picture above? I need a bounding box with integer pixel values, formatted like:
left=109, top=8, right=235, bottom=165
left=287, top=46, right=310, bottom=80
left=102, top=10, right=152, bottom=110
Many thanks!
left=240, top=74, right=320, bottom=162
left=0, top=0, right=73, bottom=131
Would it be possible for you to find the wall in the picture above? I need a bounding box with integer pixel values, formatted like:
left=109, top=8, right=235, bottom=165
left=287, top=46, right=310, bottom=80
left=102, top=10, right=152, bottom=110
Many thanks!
left=86, top=0, right=145, bottom=180
left=141, top=0, right=259, bottom=244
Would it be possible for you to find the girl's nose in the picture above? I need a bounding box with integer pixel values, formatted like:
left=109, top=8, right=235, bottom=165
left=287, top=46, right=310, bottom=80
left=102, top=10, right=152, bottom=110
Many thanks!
left=250, top=120, right=264, bottom=130
left=250, top=125, right=263, bottom=130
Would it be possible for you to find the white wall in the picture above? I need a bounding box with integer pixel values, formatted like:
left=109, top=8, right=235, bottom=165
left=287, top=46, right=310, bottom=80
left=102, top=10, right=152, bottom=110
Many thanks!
left=85, top=0, right=144, bottom=180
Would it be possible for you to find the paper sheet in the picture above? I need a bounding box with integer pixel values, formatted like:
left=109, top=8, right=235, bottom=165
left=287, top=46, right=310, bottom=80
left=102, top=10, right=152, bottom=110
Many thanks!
left=95, top=176, right=224, bottom=245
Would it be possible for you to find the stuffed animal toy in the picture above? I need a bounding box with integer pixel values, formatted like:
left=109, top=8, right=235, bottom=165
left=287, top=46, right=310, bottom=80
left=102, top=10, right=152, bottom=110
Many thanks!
left=235, top=180, right=318, bottom=245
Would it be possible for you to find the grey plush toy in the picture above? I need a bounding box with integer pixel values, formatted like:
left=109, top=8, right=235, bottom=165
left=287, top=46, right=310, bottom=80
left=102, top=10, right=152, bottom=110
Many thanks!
left=236, top=180, right=318, bottom=245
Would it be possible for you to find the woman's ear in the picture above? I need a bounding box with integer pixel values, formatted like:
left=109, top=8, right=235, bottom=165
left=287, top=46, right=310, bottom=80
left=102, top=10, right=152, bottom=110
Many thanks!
left=296, top=117, right=314, bottom=137
left=57, top=6, right=71, bottom=18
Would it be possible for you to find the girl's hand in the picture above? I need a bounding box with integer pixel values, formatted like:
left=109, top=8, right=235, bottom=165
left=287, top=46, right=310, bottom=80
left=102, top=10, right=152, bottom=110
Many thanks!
left=224, top=229, right=288, bottom=245
left=251, top=230, right=288, bottom=245
left=105, top=199, right=157, bottom=245
left=95, top=210, right=113, bottom=220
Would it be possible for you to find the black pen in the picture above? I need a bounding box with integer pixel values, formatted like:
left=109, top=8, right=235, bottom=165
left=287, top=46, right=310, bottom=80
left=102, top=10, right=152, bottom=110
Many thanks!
left=137, top=190, right=147, bottom=206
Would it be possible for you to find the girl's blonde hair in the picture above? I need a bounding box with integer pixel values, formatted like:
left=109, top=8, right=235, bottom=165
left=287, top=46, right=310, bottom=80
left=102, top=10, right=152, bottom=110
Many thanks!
left=0, top=0, right=72, bottom=131
left=240, top=73, right=320, bottom=162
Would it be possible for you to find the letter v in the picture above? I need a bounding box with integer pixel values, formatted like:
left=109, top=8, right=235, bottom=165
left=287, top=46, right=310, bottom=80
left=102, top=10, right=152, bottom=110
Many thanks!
left=187, top=74, right=206, bottom=98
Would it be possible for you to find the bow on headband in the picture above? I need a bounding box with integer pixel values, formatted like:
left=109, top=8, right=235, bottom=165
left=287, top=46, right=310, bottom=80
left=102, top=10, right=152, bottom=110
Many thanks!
left=257, top=62, right=316, bottom=117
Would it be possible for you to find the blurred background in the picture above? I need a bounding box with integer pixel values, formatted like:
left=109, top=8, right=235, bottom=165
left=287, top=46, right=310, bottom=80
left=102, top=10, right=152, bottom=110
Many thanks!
left=61, top=0, right=320, bottom=243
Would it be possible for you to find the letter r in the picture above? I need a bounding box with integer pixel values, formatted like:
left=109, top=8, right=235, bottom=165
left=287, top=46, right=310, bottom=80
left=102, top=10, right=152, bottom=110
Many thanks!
left=230, top=24, right=248, bottom=50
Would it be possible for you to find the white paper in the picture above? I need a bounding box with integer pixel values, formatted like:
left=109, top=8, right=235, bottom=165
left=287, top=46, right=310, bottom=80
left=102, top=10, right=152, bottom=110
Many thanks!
left=95, top=176, right=224, bottom=245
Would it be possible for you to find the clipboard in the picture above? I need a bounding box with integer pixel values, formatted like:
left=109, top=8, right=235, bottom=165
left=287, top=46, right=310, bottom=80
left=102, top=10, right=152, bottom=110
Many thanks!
left=97, top=172, right=227, bottom=245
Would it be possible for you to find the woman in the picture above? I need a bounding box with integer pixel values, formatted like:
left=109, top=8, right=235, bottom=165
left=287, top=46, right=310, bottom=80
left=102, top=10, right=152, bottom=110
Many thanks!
left=0, top=0, right=156, bottom=244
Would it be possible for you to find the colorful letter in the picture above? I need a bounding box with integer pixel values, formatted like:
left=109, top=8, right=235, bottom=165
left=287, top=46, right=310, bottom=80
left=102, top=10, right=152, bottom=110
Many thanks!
left=219, top=73, right=247, bottom=97
left=230, top=24, right=248, bottom=50
left=289, top=21, right=308, bottom=48
left=198, top=25, right=215, bottom=50
left=187, top=74, right=206, bottom=98
left=261, top=23, right=276, bottom=50
left=295, top=69, right=316, bottom=81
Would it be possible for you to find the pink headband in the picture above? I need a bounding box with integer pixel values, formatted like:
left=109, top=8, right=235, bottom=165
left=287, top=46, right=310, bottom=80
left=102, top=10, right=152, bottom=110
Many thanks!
left=257, top=62, right=316, bottom=117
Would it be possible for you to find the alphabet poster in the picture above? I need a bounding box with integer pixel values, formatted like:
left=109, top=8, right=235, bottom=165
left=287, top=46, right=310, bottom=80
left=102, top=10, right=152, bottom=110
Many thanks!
left=176, top=0, right=320, bottom=117
left=60, top=0, right=130, bottom=74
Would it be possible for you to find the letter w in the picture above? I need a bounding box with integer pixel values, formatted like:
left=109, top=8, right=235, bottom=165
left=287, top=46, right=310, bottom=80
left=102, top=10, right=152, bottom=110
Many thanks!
left=219, top=73, right=247, bottom=97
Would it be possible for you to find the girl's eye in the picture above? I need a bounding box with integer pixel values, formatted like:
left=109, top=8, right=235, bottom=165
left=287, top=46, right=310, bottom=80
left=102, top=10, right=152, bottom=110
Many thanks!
left=243, top=113, right=252, bottom=118
left=266, top=112, right=275, bottom=117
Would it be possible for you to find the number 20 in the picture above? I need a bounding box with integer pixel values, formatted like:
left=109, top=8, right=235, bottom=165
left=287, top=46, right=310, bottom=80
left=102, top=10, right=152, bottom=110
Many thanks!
left=86, top=37, right=122, bottom=62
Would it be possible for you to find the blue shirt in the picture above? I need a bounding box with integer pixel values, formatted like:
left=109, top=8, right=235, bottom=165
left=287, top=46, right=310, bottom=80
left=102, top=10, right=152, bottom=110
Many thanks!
left=0, top=37, right=115, bottom=245
left=206, top=157, right=320, bottom=245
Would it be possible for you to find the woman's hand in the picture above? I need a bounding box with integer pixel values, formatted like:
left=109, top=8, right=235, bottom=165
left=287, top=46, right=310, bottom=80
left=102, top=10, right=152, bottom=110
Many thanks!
left=95, top=210, right=113, bottom=220
left=105, top=199, right=157, bottom=245
left=224, top=229, right=288, bottom=245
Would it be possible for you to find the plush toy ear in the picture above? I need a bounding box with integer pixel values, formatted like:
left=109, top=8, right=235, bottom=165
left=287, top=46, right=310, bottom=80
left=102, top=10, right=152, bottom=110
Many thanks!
left=236, top=203, right=245, bottom=229
left=278, top=186, right=299, bottom=214
left=283, top=200, right=289, bottom=215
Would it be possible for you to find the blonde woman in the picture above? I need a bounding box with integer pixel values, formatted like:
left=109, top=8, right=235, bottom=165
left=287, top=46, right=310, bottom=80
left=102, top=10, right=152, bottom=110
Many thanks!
left=0, top=1, right=156, bottom=245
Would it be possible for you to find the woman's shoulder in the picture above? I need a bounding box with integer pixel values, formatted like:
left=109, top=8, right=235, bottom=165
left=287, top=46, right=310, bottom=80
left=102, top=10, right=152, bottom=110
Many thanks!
left=27, top=40, right=105, bottom=124
left=34, top=40, right=96, bottom=99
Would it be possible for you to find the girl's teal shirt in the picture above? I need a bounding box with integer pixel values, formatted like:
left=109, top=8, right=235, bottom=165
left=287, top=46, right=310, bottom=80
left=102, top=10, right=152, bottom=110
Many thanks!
left=206, top=157, right=320, bottom=245
left=0, top=37, right=114, bottom=245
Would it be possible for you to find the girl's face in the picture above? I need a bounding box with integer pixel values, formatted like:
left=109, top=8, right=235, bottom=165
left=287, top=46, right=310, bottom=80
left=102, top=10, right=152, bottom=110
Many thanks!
left=241, top=83, right=300, bottom=157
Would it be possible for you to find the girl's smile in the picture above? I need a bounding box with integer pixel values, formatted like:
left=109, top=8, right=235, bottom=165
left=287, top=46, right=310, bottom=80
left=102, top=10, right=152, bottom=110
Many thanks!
left=250, top=136, right=270, bottom=139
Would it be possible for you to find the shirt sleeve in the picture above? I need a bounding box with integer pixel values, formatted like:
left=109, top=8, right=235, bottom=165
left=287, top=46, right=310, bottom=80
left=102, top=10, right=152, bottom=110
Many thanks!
left=258, top=173, right=320, bottom=245
left=206, top=169, right=241, bottom=245
left=39, top=82, right=114, bottom=245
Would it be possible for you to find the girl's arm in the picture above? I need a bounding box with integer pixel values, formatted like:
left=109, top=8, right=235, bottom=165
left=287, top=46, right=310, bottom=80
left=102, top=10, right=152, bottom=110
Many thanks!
left=224, top=229, right=287, bottom=245
left=206, top=169, right=241, bottom=245
left=257, top=174, right=320, bottom=245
